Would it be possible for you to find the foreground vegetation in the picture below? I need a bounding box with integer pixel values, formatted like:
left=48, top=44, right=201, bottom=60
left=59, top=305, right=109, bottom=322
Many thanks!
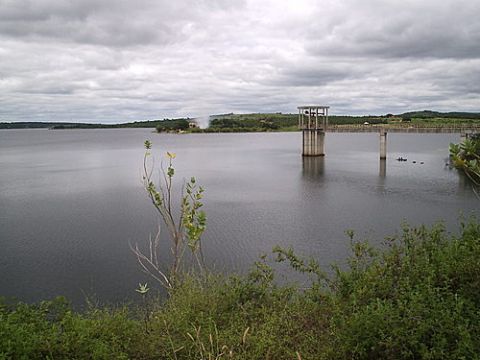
left=2, top=219, right=480, bottom=359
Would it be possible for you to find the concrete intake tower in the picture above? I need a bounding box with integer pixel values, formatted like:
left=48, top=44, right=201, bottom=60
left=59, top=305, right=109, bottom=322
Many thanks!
left=298, top=105, right=329, bottom=156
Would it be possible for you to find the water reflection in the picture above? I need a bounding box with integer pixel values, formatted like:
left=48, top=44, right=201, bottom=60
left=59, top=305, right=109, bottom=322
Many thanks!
left=375, top=159, right=387, bottom=195
left=379, top=159, right=386, bottom=178
left=456, top=169, right=479, bottom=197
left=302, top=156, right=325, bottom=179
left=443, top=160, right=477, bottom=196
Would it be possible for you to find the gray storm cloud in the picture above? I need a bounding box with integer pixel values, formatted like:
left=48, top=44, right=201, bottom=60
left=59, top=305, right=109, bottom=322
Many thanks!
left=0, top=0, right=478, bottom=123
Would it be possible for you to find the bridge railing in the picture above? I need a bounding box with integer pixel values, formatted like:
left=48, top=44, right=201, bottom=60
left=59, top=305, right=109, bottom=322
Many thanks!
left=327, top=124, right=480, bottom=132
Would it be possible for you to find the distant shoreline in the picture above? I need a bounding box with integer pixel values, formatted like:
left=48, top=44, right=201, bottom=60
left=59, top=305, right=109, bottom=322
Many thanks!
left=2, top=110, right=480, bottom=131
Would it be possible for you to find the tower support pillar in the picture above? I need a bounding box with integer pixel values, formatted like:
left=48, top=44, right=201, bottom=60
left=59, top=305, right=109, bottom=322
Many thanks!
left=302, top=129, right=325, bottom=156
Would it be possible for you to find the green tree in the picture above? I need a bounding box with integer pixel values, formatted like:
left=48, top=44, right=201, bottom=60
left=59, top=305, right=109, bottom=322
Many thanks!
left=450, top=134, right=480, bottom=186
left=130, top=140, right=207, bottom=290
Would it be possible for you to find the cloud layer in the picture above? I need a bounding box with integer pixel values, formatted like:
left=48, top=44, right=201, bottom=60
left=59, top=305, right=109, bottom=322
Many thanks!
left=1, top=0, right=479, bottom=122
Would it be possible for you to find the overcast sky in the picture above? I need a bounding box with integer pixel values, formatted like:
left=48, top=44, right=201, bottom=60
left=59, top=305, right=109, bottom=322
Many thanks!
left=1, top=0, right=479, bottom=123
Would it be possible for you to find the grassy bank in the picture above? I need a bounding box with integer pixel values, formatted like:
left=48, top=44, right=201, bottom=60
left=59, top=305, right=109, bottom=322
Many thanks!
left=2, top=219, right=480, bottom=359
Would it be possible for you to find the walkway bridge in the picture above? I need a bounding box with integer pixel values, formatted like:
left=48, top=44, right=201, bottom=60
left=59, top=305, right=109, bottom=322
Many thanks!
left=328, top=124, right=480, bottom=134
left=298, top=105, right=480, bottom=159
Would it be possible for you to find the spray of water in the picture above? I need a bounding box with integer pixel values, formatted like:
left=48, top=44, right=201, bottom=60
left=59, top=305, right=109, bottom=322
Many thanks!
left=192, top=115, right=211, bottom=129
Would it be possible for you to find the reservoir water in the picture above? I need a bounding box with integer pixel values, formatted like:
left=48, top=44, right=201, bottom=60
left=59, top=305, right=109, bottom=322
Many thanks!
left=0, top=129, right=478, bottom=306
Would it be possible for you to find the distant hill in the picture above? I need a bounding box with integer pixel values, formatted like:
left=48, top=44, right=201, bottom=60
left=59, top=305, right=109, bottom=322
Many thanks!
left=0, top=122, right=74, bottom=129
left=398, top=110, right=480, bottom=120
left=0, top=119, right=191, bottom=129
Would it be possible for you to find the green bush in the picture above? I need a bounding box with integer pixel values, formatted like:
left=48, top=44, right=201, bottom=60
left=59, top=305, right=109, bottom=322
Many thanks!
left=450, top=135, right=480, bottom=185
left=0, top=297, right=144, bottom=359
left=325, top=221, right=480, bottom=359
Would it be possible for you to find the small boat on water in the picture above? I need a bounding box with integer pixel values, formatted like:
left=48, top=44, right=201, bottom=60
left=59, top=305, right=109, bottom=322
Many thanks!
left=396, top=157, right=408, bottom=161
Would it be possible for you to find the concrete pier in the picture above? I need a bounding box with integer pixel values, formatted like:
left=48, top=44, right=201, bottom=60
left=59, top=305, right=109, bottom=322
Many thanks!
left=380, top=131, right=387, bottom=160
left=379, top=159, right=386, bottom=178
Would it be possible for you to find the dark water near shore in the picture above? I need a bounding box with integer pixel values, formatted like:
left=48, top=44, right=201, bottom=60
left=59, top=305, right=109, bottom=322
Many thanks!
left=0, top=129, right=478, bottom=306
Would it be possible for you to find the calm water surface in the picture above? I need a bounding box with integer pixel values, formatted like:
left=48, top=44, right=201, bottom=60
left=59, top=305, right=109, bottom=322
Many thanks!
left=0, top=129, right=478, bottom=305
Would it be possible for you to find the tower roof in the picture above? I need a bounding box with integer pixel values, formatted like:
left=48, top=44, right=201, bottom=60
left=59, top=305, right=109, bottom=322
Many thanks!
left=297, top=106, right=329, bottom=109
